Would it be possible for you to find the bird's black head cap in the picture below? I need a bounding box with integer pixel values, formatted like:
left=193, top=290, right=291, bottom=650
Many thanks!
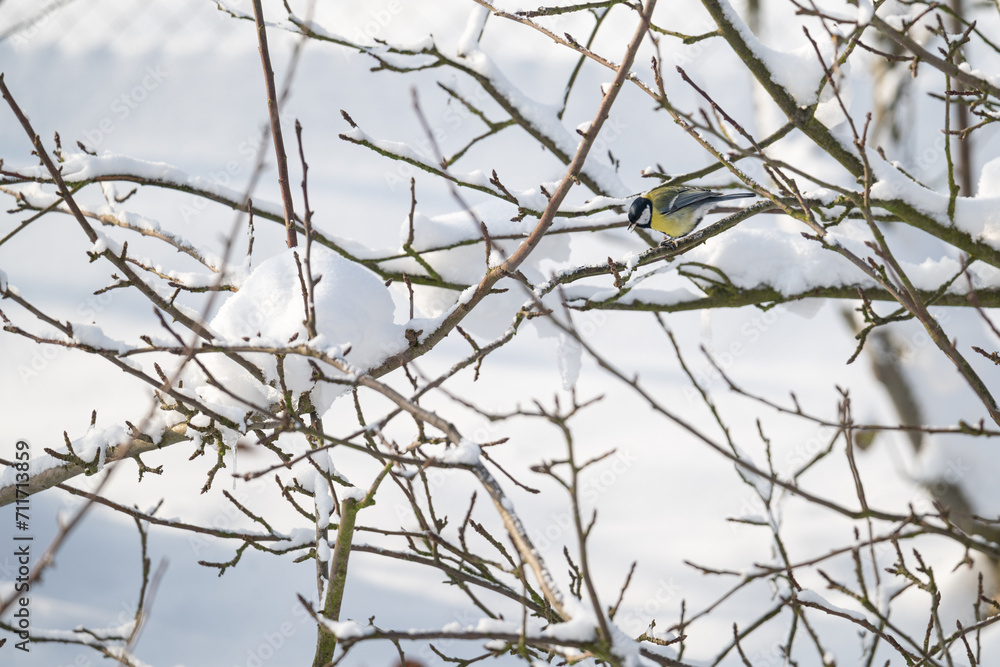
left=628, top=196, right=652, bottom=231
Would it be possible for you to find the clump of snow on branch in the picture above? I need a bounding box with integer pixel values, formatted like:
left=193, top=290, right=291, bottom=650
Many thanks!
left=187, top=246, right=407, bottom=426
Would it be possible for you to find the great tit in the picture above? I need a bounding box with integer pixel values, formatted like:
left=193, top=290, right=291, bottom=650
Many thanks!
left=627, top=184, right=755, bottom=239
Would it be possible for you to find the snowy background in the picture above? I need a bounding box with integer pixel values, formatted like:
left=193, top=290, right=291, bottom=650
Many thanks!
left=1, top=0, right=999, bottom=665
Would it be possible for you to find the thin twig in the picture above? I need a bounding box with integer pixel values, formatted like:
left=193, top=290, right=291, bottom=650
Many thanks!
left=251, top=0, right=297, bottom=248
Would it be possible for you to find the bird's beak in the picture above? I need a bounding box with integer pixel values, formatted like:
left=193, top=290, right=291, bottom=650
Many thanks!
left=627, top=221, right=637, bottom=232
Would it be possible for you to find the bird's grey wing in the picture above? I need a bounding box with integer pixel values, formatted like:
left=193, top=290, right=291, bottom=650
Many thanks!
left=655, top=188, right=718, bottom=215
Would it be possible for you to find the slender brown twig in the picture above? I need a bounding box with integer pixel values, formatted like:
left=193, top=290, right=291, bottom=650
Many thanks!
left=251, top=0, right=297, bottom=248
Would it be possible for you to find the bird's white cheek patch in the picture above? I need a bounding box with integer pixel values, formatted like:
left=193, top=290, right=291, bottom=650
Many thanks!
left=639, top=208, right=652, bottom=227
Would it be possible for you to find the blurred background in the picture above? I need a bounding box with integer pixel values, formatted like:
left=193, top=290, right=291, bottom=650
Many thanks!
left=1, top=0, right=999, bottom=665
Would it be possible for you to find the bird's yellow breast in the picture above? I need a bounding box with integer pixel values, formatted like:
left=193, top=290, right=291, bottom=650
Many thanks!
left=649, top=206, right=699, bottom=238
